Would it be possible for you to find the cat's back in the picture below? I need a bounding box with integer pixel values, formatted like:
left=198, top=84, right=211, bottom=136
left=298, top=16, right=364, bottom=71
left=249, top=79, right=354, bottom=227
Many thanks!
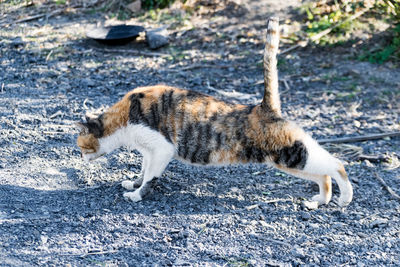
left=116, top=85, right=304, bottom=166
left=125, top=84, right=247, bottom=126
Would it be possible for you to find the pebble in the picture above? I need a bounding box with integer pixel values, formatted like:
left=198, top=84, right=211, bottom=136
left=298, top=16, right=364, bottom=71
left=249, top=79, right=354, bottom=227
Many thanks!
left=370, top=218, right=388, bottom=228
left=146, top=28, right=169, bottom=49
left=302, top=200, right=319, bottom=210
left=300, top=211, right=311, bottom=221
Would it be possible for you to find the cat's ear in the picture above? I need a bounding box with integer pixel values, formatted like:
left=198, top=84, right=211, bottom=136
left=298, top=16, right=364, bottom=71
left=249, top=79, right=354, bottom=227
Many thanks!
left=75, top=122, right=89, bottom=135
left=85, top=112, right=98, bottom=122
left=83, top=113, right=104, bottom=137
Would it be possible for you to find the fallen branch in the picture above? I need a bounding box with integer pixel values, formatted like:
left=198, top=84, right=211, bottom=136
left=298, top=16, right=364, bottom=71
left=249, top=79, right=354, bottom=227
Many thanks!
left=14, top=13, right=48, bottom=24
left=374, top=172, right=400, bottom=201
left=6, top=3, right=95, bottom=26
left=318, top=132, right=400, bottom=144
left=263, top=198, right=293, bottom=204
left=92, top=47, right=168, bottom=57
left=164, top=63, right=238, bottom=73
left=281, top=5, right=373, bottom=55
left=58, top=249, right=118, bottom=257
left=13, top=5, right=77, bottom=24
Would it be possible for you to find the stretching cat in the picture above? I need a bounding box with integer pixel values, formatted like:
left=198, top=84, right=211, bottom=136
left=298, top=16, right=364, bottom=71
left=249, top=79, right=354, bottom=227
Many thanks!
left=76, top=18, right=353, bottom=207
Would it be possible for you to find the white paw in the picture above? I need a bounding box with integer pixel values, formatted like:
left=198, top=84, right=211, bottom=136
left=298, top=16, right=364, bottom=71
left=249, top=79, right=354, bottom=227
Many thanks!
left=121, top=180, right=135, bottom=190
left=312, top=194, right=329, bottom=205
left=338, top=195, right=352, bottom=207
left=123, top=190, right=142, bottom=202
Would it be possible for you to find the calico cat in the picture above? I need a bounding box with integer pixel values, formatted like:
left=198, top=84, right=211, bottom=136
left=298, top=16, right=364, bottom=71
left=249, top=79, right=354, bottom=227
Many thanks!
left=76, top=18, right=353, bottom=207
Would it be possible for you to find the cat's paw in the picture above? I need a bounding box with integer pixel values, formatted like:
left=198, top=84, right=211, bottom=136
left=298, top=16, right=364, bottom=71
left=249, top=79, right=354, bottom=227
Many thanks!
left=121, top=180, right=135, bottom=190
left=123, top=190, right=142, bottom=202
left=338, top=195, right=352, bottom=207
left=311, top=194, right=329, bottom=205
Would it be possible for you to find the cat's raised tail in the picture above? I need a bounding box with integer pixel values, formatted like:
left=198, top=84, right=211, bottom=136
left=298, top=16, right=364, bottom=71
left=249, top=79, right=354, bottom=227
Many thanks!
left=261, top=17, right=281, bottom=116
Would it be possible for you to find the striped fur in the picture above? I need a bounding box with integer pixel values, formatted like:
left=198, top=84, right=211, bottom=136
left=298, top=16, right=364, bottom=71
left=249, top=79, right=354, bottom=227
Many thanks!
left=262, top=17, right=281, bottom=116
left=76, top=18, right=353, bottom=207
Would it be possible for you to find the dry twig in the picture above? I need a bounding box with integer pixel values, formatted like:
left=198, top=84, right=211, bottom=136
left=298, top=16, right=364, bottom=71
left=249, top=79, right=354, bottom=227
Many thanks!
left=374, top=172, right=400, bottom=201
left=92, top=47, right=168, bottom=57
left=318, top=132, right=400, bottom=144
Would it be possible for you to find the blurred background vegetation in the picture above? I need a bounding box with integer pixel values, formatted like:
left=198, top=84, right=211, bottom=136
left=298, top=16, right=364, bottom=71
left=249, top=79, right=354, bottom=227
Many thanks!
left=102, top=0, right=400, bottom=64
left=298, top=0, right=400, bottom=63
left=2, top=0, right=399, bottom=64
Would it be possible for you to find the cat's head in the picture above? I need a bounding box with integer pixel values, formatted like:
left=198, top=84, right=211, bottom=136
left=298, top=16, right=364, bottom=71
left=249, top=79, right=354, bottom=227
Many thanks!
left=76, top=114, right=105, bottom=162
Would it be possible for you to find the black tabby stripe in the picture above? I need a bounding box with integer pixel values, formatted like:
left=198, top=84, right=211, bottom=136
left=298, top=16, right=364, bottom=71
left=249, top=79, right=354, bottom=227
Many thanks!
left=274, top=141, right=308, bottom=169
left=178, top=123, right=193, bottom=159
left=238, top=137, right=269, bottom=163
left=129, top=93, right=146, bottom=125
left=177, top=122, right=213, bottom=165
left=86, top=113, right=105, bottom=138
left=191, top=124, right=212, bottom=164
left=129, top=93, right=173, bottom=142
left=161, top=90, right=174, bottom=115
left=148, top=103, right=160, bottom=129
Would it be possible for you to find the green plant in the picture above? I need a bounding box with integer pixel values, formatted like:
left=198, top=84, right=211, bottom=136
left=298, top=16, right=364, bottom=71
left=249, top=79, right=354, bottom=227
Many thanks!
left=364, top=0, right=400, bottom=63
left=300, top=0, right=367, bottom=45
left=54, top=0, right=66, bottom=5
left=359, top=25, right=400, bottom=63
left=300, top=1, right=400, bottom=62
left=141, top=0, right=177, bottom=9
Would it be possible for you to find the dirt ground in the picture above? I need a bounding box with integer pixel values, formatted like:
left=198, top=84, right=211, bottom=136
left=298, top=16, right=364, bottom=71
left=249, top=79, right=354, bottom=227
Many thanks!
left=1, top=0, right=399, bottom=266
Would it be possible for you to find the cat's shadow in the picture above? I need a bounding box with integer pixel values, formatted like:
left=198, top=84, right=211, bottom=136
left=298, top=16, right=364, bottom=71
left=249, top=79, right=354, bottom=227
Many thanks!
left=0, top=182, right=258, bottom=220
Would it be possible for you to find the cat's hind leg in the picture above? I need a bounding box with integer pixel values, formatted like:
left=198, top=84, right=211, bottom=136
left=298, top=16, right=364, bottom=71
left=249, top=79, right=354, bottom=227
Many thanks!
left=123, top=146, right=174, bottom=202
left=290, top=136, right=353, bottom=207
left=303, top=137, right=353, bottom=207
left=274, top=166, right=332, bottom=205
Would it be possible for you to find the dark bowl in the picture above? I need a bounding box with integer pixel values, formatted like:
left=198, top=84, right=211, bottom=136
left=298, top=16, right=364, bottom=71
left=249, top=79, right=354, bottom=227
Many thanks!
left=86, top=25, right=145, bottom=45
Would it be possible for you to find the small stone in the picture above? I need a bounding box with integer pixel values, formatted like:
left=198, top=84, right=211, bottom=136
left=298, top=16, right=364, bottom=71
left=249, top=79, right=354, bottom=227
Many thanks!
left=302, top=200, right=319, bottom=210
left=127, top=0, right=141, bottom=13
left=300, top=212, right=311, bottom=221
left=10, top=37, right=24, bottom=47
left=146, top=28, right=169, bottom=49
left=291, top=246, right=305, bottom=258
left=354, top=120, right=361, bottom=128
left=370, top=218, right=388, bottom=228
left=192, top=77, right=202, bottom=85
left=40, top=235, right=48, bottom=245
left=168, top=228, right=180, bottom=234
left=364, top=160, right=374, bottom=168
left=82, top=78, right=95, bottom=87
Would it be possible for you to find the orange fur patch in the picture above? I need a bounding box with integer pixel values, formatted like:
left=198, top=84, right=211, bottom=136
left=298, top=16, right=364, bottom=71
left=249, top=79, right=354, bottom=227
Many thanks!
left=323, top=175, right=332, bottom=194
left=338, top=165, right=348, bottom=181
left=77, top=134, right=99, bottom=152
left=103, top=96, right=131, bottom=136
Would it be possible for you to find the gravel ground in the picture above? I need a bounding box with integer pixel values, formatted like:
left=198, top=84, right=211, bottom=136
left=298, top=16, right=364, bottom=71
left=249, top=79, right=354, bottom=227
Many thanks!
left=1, top=0, right=399, bottom=266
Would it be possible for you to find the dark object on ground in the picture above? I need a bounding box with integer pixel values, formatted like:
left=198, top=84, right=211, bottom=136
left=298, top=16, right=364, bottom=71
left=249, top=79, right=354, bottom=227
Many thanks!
left=86, top=25, right=145, bottom=45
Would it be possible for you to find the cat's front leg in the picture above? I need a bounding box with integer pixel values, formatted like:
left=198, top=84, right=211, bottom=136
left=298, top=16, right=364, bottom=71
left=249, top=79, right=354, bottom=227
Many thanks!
left=121, top=156, right=149, bottom=190
left=123, top=177, right=158, bottom=202
left=123, top=144, right=174, bottom=202
left=121, top=177, right=143, bottom=190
